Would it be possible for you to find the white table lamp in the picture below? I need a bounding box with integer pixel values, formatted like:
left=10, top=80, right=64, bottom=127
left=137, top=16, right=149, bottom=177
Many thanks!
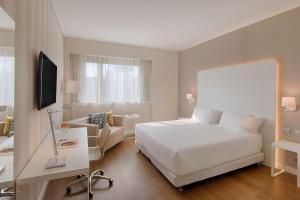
left=46, top=109, right=66, bottom=169
left=65, top=80, right=81, bottom=103
left=0, top=106, right=7, bottom=112
left=281, top=97, right=296, bottom=112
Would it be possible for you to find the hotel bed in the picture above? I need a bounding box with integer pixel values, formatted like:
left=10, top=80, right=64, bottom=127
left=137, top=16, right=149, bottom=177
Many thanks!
left=135, top=119, right=264, bottom=189
left=136, top=60, right=277, bottom=190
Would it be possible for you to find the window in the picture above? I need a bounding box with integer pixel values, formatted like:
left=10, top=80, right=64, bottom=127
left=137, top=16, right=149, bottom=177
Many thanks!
left=84, top=62, right=98, bottom=103
left=69, top=54, right=151, bottom=104
left=0, top=47, right=14, bottom=106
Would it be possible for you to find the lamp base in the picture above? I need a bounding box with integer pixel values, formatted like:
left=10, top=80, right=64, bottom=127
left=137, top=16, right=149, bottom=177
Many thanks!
left=46, top=157, right=66, bottom=169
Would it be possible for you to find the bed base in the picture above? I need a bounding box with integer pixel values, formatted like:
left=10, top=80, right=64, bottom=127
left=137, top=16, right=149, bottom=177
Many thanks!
left=137, top=144, right=264, bottom=189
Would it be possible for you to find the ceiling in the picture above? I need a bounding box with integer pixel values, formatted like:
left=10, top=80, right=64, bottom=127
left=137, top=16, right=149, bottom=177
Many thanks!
left=0, top=7, right=14, bottom=30
left=52, top=0, right=300, bottom=51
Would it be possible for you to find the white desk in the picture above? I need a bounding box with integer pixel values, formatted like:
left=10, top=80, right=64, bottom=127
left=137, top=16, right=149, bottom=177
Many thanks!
left=17, top=128, right=89, bottom=186
left=0, top=155, right=13, bottom=188
left=271, top=140, right=300, bottom=188
left=0, top=136, right=14, bottom=188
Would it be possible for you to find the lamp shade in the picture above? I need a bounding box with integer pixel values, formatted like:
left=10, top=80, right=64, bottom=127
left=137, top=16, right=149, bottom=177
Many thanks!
left=281, top=97, right=296, bottom=111
left=186, top=93, right=194, bottom=103
left=0, top=106, right=7, bottom=112
left=65, top=80, right=81, bottom=94
left=186, top=93, right=193, bottom=100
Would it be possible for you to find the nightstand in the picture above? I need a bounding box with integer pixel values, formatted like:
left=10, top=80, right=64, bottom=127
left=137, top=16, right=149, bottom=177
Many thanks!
left=124, top=114, right=140, bottom=138
left=271, top=140, right=300, bottom=188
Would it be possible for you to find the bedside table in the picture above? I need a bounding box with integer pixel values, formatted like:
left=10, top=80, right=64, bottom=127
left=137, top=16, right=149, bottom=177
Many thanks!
left=271, top=140, right=300, bottom=188
left=124, top=114, right=140, bottom=138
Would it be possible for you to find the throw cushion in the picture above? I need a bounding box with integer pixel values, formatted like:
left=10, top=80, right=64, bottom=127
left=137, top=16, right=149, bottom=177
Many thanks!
left=106, top=111, right=114, bottom=126
left=3, top=116, right=13, bottom=136
left=89, top=112, right=107, bottom=129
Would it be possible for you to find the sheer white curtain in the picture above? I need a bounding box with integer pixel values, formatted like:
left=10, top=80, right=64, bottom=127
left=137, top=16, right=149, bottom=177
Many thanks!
left=69, top=54, right=151, bottom=104
left=0, top=46, right=14, bottom=106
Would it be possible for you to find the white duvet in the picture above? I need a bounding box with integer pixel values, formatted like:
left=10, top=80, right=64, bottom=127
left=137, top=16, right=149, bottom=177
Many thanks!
left=135, top=119, right=262, bottom=176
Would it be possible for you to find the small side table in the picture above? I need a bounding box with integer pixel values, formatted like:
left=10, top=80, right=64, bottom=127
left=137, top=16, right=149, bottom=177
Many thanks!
left=271, top=140, right=300, bottom=188
left=124, top=114, right=140, bottom=138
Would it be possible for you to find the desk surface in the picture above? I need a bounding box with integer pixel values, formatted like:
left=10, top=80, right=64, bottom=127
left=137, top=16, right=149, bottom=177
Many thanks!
left=274, top=140, right=300, bottom=153
left=0, top=136, right=14, bottom=188
left=17, top=128, right=89, bottom=185
left=0, top=155, right=13, bottom=188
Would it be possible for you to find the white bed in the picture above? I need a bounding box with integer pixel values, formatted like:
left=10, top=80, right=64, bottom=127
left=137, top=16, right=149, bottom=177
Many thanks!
left=136, top=119, right=264, bottom=187
left=136, top=119, right=262, bottom=176
left=135, top=60, right=277, bottom=189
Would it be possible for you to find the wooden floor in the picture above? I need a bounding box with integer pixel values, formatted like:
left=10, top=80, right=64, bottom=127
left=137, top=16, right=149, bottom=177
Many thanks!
left=44, top=139, right=300, bottom=200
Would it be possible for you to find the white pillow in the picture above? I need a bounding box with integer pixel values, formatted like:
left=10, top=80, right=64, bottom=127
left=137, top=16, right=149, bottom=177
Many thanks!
left=247, top=117, right=265, bottom=133
left=211, top=110, right=223, bottom=124
left=219, top=112, right=265, bottom=133
left=192, top=107, right=214, bottom=124
left=219, top=112, right=254, bottom=132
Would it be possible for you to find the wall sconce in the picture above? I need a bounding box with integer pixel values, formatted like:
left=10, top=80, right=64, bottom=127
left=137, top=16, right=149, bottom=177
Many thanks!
left=186, top=93, right=195, bottom=104
left=281, top=97, right=296, bottom=112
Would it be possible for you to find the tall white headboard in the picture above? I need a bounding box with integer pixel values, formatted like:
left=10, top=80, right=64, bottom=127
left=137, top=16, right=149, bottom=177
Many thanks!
left=197, top=59, right=277, bottom=166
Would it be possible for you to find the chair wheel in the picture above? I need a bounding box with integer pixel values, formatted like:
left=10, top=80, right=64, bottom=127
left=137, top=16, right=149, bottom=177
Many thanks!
left=66, top=187, right=71, bottom=194
left=109, top=179, right=113, bottom=186
left=89, top=191, right=93, bottom=198
left=100, top=170, right=104, bottom=175
left=77, top=175, right=81, bottom=179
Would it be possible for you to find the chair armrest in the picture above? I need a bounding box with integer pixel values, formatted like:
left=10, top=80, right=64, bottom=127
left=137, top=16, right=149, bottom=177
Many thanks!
left=68, top=123, right=99, bottom=137
left=68, top=116, right=89, bottom=124
left=0, top=122, right=4, bottom=134
left=113, top=115, right=123, bottom=126
left=88, top=135, right=98, bottom=147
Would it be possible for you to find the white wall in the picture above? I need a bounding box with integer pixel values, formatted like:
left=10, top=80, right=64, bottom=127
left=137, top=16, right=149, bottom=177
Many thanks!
left=0, top=29, right=14, bottom=47
left=0, top=0, right=15, bottom=20
left=64, top=38, right=179, bottom=121
left=14, top=0, right=64, bottom=199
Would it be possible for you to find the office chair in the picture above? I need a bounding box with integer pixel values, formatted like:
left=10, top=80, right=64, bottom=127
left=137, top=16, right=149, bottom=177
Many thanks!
left=0, top=187, right=13, bottom=197
left=66, top=123, right=113, bottom=198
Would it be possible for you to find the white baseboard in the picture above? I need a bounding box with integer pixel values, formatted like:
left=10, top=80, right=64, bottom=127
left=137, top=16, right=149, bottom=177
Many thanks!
left=38, top=181, right=49, bottom=200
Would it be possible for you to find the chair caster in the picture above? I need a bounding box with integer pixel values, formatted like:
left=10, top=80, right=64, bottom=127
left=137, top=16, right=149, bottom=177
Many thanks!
left=89, top=191, right=93, bottom=198
left=77, top=175, right=81, bottom=179
left=100, top=170, right=104, bottom=175
left=109, top=179, right=113, bottom=186
left=177, top=187, right=183, bottom=192
left=66, top=187, right=71, bottom=194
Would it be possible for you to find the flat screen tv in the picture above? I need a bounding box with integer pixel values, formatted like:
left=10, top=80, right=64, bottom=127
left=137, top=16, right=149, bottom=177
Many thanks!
left=37, top=51, right=57, bottom=110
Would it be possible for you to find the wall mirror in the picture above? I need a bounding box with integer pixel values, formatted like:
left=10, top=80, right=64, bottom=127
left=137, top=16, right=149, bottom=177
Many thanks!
left=0, top=5, right=15, bottom=198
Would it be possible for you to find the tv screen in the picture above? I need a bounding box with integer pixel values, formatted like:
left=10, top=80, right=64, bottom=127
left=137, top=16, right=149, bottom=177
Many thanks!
left=37, top=51, right=57, bottom=110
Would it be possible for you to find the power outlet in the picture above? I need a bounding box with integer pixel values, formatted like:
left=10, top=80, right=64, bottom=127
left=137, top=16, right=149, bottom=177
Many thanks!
left=282, top=128, right=291, bottom=134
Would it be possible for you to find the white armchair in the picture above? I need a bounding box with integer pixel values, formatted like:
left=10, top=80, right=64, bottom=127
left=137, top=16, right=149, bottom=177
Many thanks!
left=67, top=115, right=124, bottom=151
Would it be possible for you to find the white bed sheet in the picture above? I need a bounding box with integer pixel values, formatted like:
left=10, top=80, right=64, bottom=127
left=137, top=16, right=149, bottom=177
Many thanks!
left=135, top=119, right=262, bottom=176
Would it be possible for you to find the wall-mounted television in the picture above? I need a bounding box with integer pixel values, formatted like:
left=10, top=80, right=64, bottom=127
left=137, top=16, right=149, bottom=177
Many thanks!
left=37, top=51, right=57, bottom=110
